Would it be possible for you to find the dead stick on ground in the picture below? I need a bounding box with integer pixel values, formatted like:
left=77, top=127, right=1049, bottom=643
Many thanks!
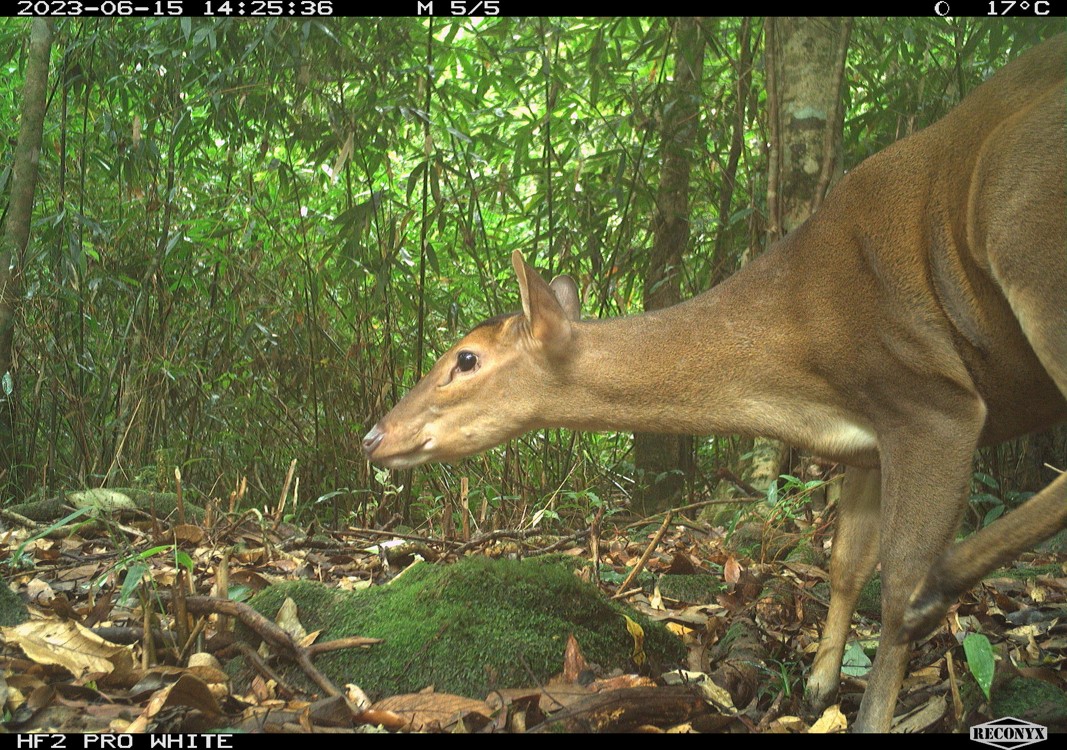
left=613, top=511, right=672, bottom=599
left=183, top=594, right=368, bottom=698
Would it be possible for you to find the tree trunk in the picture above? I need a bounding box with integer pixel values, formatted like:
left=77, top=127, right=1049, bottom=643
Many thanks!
left=632, top=18, right=706, bottom=516
left=0, top=19, right=54, bottom=497
left=744, top=18, right=850, bottom=495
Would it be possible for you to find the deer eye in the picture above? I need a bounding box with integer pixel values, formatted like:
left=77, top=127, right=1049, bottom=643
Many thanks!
left=456, top=350, right=478, bottom=372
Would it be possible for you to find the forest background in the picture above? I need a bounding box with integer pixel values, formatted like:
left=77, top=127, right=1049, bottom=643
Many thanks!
left=0, top=17, right=1061, bottom=534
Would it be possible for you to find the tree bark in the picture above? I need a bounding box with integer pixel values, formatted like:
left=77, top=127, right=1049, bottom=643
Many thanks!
left=633, top=17, right=705, bottom=515
left=0, top=19, right=54, bottom=497
left=744, top=18, right=850, bottom=495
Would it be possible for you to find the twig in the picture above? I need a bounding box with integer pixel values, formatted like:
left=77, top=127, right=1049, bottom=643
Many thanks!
left=527, top=530, right=589, bottom=555
left=624, top=495, right=763, bottom=530
left=307, top=636, right=383, bottom=656
left=234, top=641, right=298, bottom=699
left=590, top=503, right=605, bottom=587
left=613, top=511, right=672, bottom=598
left=182, top=594, right=354, bottom=698
left=716, top=467, right=761, bottom=497
left=339, top=527, right=463, bottom=549
left=0, top=508, right=41, bottom=529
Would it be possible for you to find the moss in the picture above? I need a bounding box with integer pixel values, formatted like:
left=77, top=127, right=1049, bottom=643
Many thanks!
left=7, top=488, right=204, bottom=524
left=234, top=556, right=685, bottom=700
left=656, top=573, right=726, bottom=603
left=0, top=583, right=28, bottom=626
left=991, top=676, right=1067, bottom=727
left=6, top=496, right=73, bottom=523
left=990, top=562, right=1064, bottom=580
left=856, top=576, right=881, bottom=619
left=784, top=538, right=822, bottom=566
left=102, top=488, right=206, bottom=523
left=1037, top=528, right=1067, bottom=554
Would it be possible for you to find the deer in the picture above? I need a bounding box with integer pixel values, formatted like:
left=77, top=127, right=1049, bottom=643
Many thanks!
left=362, top=34, right=1067, bottom=732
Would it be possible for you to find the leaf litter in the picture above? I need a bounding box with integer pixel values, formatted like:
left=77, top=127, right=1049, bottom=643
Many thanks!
left=0, top=488, right=1064, bottom=733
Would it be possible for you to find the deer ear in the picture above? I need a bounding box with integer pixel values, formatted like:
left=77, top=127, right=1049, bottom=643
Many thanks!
left=512, top=251, right=575, bottom=351
left=550, top=275, right=581, bottom=322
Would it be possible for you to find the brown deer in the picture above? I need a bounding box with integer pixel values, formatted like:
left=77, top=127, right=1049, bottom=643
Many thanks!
left=363, top=35, right=1067, bottom=732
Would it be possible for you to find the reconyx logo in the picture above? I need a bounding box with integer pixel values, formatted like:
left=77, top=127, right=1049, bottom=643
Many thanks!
left=970, top=717, right=1048, bottom=749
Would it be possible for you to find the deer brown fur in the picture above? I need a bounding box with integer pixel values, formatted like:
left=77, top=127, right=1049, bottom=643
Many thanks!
left=364, top=35, right=1067, bottom=732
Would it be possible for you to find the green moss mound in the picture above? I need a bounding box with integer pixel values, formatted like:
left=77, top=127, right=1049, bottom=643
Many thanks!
left=991, top=676, right=1067, bottom=728
left=239, top=556, right=685, bottom=700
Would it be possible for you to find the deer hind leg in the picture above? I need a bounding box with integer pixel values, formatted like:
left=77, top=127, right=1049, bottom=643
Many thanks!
left=903, top=87, right=1067, bottom=642
left=901, top=289, right=1067, bottom=641
left=806, top=466, right=881, bottom=713
left=970, top=82, right=1066, bottom=396
left=902, top=472, right=1067, bottom=641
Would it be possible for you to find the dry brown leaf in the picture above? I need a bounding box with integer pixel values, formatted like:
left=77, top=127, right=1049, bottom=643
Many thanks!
left=562, top=632, right=588, bottom=682
left=186, top=652, right=222, bottom=671
left=144, top=673, right=221, bottom=717
left=587, top=674, right=656, bottom=691
left=275, top=596, right=307, bottom=641
left=250, top=674, right=276, bottom=702
left=55, top=563, right=103, bottom=582
left=346, top=682, right=371, bottom=711
left=666, top=621, right=694, bottom=637
left=780, top=561, right=830, bottom=580
left=724, top=556, right=741, bottom=584
left=891, top=694, right=946, bottom=733
left=369, top=692, right=491, bottom=732
left=25, top=578, right=56, bottom=605
left=902, top=664, right=942, bottom=689
left=650, top=583, right=664, bottom=610
left=809, top=705, right=846, bottom=733
left=3, top=620, right=134, bottom=681
left=171, top=524, right=205, bottom=545
left=768, top=715, right=809, bottom=732
left=697, top=678, right=736, bottom=714
left=519, top=680, right=593, bottom=712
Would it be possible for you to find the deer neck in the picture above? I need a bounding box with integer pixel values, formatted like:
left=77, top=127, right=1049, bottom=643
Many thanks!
left=552, top=278, right=790, bottom=433
left=544, top=259, right=878, bottom=463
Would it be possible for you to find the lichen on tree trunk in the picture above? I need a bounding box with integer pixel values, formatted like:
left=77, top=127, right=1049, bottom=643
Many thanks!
left=0, top=19, right=54, bottom=498
left=742, top=18, right=850, bottom=495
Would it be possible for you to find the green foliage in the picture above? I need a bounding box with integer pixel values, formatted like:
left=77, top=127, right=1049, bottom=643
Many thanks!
left=104, top=543, right=196, bottom=606
left=766, top=474, right=827, bottom=523
left=841, top=640, right=872, bottom=678
left=969, top=470, right=1036, bottom=533
left=656, top=572, right=727, bottom=602
left=963, top=632, right=996, bottom=701
left=0, top=17, right=1054, bottom=521
left=6, top=505, right=93, bottom=570
left=759, top=658, right=804, bottom=700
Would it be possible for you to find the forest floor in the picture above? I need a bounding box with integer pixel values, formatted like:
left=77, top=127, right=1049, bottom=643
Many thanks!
left=1, top=489, right=1065, bottom=734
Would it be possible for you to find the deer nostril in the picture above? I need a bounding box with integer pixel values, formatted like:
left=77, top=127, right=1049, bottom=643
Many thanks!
left=362, top=425, right=384, bottom=455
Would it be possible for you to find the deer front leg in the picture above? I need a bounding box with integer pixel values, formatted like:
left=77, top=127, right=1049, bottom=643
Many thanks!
left=807, top=466, right=881, bottom=713
left=852, top=411, right=982, bottom=733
